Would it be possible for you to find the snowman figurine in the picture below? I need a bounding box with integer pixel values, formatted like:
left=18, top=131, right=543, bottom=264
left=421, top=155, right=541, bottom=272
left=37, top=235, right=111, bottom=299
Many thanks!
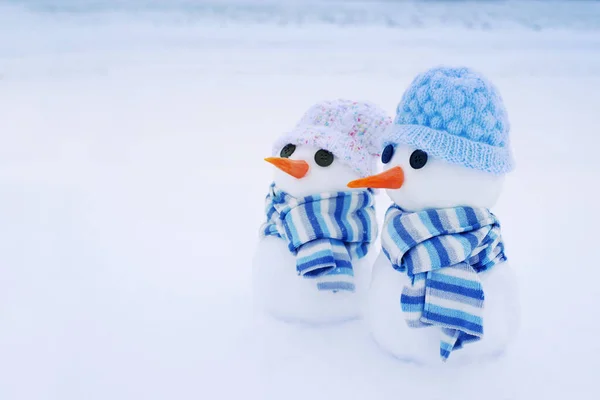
left=252, top=99, right=391, bottom=324
left=348, top=67, right=520, bottom=364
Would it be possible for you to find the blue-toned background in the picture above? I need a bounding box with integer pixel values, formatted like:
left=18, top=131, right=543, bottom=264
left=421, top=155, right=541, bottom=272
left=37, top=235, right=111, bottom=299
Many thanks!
left=4, top=0, right=600, bottom=30
left=0, top=1, right=598, bottom=400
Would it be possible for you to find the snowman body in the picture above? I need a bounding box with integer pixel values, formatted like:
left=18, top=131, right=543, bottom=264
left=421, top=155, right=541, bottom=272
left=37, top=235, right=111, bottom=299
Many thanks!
left=350, top=144, right=520, bottom=364
left=252, top=144, right=378, bottom=324
left=367, top=252, right=519, bottom=365
left=253, top=235, right=374, bottom=323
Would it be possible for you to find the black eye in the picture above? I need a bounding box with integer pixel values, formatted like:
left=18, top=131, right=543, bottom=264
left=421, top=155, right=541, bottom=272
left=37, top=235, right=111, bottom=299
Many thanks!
left=409, top=150, right=428, bottom=169
left=280, top=143, right=296, bottom=158
left=314, top=149, right=334, bottom=167
left=381, top=144, right=395, bottom=164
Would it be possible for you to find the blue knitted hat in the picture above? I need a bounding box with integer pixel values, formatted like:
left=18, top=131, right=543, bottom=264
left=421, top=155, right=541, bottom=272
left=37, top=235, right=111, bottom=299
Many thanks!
left=385, top=67, right=514, bottom=174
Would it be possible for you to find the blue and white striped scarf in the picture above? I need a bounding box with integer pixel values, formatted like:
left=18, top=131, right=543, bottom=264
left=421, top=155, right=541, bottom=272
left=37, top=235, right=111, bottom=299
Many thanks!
left=261, top=183, right=377, bottom=292
left=381, top=205, right=506, bottom=361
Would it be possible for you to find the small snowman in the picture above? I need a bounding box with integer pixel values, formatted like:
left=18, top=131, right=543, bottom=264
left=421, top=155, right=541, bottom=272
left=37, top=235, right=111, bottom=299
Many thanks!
left=348, top=67, right=520, bottom=364
left=253, top=99, right=392, bottom=324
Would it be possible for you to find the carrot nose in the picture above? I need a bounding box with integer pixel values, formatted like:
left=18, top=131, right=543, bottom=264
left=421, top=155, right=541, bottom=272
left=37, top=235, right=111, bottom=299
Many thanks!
left=264, top=157, right=309, bottom=179
left=347, top=166, right=404, bottom=189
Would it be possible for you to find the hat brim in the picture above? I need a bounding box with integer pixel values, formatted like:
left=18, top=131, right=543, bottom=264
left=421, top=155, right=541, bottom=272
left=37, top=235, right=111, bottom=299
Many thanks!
left=272, top=125, right=377, bottom=177
left=381, top=124, right=515, bottom=175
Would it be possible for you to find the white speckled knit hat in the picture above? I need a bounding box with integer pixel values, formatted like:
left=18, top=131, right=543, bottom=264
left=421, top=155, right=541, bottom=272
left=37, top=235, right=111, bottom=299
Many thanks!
left=272, top=99, right=392, bottom=177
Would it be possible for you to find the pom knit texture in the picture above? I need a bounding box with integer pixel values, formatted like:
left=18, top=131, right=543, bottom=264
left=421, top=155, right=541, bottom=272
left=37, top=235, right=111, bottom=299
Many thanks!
left=273, top=99, right=392, bottom=177
left=384, top=67, right=514, bottom=174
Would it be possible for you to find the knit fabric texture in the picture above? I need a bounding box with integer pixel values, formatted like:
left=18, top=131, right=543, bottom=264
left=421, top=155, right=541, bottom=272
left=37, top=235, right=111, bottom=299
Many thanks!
left=273, top=99, right=392, bottom=177
left=261, top=183, right=377, bottom=292
left=383, top=67, right=514, bottom=175
left=381, top=205, right=506, bottom=361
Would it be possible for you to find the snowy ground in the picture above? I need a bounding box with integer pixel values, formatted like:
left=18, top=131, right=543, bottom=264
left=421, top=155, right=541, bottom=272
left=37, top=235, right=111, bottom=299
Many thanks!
left=1, top=2, right=600, bottom=399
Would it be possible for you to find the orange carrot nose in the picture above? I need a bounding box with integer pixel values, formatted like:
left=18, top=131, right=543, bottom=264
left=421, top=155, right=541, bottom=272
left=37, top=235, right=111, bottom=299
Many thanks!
left=347, top=166, right=405, bottom=189
left=264, top=157, right=310, bottom=179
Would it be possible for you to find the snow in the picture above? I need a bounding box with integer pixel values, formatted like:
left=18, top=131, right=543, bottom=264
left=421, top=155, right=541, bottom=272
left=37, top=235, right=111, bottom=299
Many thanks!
left=6, top=0, right=600, bottom=30
left=1, top=1, right=600, bottom=399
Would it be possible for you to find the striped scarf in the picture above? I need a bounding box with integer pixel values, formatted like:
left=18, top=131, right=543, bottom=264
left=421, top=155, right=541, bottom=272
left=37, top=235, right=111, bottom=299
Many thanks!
left=261, top=183, right=377, bottom=292
left=381, top=205, right=506, bottom=361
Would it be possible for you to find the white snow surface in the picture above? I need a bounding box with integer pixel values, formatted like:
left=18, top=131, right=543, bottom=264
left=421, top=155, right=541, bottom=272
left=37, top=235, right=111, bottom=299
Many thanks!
left=1, top=3, right=600, bottom=400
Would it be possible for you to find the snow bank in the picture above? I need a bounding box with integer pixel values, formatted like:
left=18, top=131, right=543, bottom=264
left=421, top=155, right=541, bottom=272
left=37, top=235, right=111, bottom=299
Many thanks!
left=4, top=0, right=600, bottom=31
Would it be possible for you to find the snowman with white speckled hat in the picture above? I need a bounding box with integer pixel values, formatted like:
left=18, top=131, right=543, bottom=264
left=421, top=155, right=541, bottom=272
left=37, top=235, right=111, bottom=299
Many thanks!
left=253, top=99, right=392, bottom=324
left=348, top=66, right=520, bottom=364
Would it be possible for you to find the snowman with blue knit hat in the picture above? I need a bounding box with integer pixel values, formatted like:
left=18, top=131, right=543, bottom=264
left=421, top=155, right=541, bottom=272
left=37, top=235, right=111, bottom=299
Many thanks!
left=253, top=99, right=392, bottom=324
left=348, top=67, right=520, bottom=364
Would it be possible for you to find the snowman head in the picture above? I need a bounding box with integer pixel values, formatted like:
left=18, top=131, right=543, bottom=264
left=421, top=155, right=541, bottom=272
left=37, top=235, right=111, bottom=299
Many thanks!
left=348, top=66, right=514, bottom=211
left=348, top=143, right=505, bottom=211
left=265, top=99, right=391, bottom=198
left=266, top=144, right=363, bottom=198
